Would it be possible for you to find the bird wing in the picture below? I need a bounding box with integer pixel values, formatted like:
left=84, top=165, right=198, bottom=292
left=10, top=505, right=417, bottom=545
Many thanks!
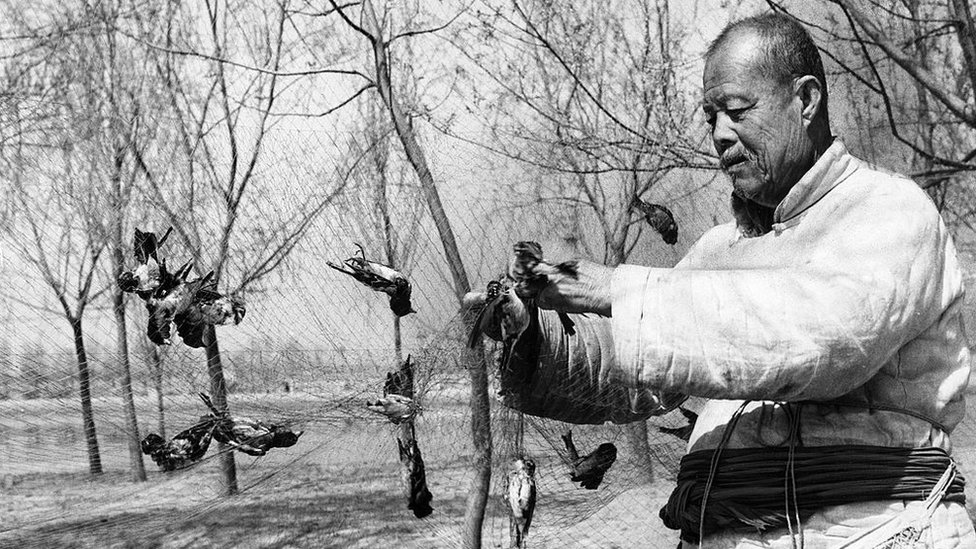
left=401, top=438, right=434, bottom=518
left=147, top=278, right=200, bottom=346
left=507, top=470, right=524, bottom=516
left=146, top=301, right=173, bottom=345
left=133, top=229, right=151, bottom=264
left=153, top=260, right=190, bottom=297
left=522, top=476, right=536, bottom=532
left=134, top=227, right=174, bottom=264
left=227, top=418, right=272, bottom=454
left=511, top=241, right=544, bottom=280
left=384, top=356, right=414, bottom=398
left=328, top=258, right=401, bottom=294
left=577, top=472, right=606, bottom=490
left=170, top=418, right=218, bottom=461
left=467, top=291, right=503, bottom=348
left=637, top=201, right=678, bottom=244
left=360, top=259, right=406, bottom=288
left=174, top=306, right=206, bottom=348
left=517, top=472, right=535, bottom=512
left=497, top=289, right=531, bottom=379
left=561, top=430, right=580, bottom=462
left=194, top=282, right=224, bottom=303
left=155, top=227, right=173, bottom=253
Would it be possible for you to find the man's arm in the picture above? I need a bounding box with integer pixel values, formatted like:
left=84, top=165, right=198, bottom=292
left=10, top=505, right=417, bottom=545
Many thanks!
left=608, top=187, right=961, bottom=401
left=489, top=305, right=684, bottom=424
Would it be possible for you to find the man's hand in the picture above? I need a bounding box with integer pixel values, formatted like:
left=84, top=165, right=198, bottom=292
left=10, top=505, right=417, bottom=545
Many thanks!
left=533, top=259, right=613, bottom=317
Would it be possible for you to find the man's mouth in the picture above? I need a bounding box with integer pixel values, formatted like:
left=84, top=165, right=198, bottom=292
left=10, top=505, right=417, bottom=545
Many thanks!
left=721, top=156, right=747, bottom=170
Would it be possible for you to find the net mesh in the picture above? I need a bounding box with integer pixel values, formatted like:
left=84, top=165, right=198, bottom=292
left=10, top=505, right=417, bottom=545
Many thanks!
left=0, top=111, right=715, bottom=547
left=0, top=1, right=974, bottom=548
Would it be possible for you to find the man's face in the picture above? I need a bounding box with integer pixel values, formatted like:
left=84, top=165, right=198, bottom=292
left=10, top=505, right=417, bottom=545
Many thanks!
left=702, top=33, right=815, bottom=208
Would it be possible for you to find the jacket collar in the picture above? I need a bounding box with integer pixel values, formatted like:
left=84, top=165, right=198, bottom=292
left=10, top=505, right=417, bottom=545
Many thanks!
left=774, top=138, right=854, bottom=223
left=732, top=138, right=855, bottom=237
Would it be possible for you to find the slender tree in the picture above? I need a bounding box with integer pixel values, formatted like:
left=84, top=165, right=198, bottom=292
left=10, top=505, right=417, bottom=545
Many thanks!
left=121, top=0, right=352, bottom=495
left=0, top=125, right=109, bottom=475
left=332, top=3, right=489, bottom=545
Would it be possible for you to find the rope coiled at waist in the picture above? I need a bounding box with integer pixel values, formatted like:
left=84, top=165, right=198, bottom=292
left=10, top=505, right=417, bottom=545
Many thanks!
left=660, top=445, right=966, bottom=544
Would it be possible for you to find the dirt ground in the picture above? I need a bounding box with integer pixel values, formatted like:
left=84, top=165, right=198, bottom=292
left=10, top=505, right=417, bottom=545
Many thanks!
left=1, top=392, right=975, bottom=548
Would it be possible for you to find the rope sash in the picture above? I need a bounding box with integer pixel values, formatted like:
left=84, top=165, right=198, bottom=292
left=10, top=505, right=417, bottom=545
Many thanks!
left=660, top=445, right=966, bottom=544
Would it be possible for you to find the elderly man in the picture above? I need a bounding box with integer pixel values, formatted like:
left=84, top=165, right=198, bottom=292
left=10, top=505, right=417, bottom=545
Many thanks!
left=483, top=13, right=976, bottom=548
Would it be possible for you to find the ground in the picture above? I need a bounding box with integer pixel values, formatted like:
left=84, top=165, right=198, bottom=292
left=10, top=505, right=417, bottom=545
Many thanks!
left=1, top=390, right=975, bottom=548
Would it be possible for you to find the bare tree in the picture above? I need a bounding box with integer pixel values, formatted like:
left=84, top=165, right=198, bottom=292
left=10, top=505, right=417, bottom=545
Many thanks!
left=92, top=2, right=152, bottom=483
left=0, top=126, right=108, bottom=476
left=270, top=1, right=491, bottom=543
left=322, top=3, right=490, bottom=545
left=336, top=80, right=426, bottom=362
left=447, top=0, right=712, bottom=484
left=120, top=0, right=352, bottom=495
left=0, top=0, right=177, bottom=482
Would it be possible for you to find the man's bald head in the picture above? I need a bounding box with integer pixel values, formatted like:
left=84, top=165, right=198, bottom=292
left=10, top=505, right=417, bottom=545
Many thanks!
left=706, top=13, right=829, bottom=124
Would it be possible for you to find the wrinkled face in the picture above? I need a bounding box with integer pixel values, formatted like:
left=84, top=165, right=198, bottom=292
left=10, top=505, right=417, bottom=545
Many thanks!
left=702, top=33, right=815, bottom=208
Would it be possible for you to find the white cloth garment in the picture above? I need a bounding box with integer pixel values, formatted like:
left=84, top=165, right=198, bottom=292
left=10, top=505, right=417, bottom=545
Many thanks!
left=503, top=139, right=976, bottom=548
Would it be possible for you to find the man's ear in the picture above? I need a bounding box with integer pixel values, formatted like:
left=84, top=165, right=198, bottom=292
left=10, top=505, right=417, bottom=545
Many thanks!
left=795, top=75, right=823, bottom=123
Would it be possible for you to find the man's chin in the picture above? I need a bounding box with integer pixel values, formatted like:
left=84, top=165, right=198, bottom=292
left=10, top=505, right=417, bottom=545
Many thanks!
left=730, top=178, right=759, bottom=198
left=727, top=167, right=765, bottom=197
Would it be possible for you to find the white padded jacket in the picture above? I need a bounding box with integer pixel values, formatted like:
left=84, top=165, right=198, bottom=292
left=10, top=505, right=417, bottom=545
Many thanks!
left=502, top=139, right=976, bottom=548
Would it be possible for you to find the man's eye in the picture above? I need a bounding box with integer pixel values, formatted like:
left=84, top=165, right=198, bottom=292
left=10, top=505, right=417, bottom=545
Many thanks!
left=727, top=108, right=748, bottom=121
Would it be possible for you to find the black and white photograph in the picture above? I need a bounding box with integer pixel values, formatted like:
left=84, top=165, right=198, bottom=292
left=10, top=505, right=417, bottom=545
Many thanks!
left=0, top=1, right=974, bottom=547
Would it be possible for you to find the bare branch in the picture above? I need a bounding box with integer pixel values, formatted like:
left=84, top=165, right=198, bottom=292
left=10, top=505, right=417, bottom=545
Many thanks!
left=329, top=0, right=375, bottom=42
left=114, top=26, right=372, bottom=80
left=832, top=0, right=976, bottom=126
left=262, top=83, right=376, bottom=118
left=510, top=1, right=668, bottom=155
left=828, top=1, right=976, bottom=170
left=949, top=0, right=976, bottom=101
left=389, top=8, right=466, bottom=44
left=287, top=0, right=361, bottom=18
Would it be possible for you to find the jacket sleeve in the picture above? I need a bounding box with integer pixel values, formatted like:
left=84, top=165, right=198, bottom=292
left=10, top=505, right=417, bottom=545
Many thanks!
left=610, top=183, right=963, bottom=401
left=498, top=307, right=685, bottom=424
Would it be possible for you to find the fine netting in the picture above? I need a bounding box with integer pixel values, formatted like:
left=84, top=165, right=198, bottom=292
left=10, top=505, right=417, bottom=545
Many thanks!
left=0, top=101, right=717, bottom=548
left=2, top=107, right=976, bottom=548
left=2, top=0, right=976, bottom=545
left=0, top=310, right=700, bottom=548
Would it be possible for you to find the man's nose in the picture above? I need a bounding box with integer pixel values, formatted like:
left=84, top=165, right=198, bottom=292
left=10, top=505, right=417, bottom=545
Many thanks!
left=711, top=112, right=737, bottom=152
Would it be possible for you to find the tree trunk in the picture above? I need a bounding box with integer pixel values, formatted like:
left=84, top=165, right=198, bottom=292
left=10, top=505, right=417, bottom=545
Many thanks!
left=113, top=285, right=146, bottom=482
left=362, top=3, right=489, bottom=546
left=204, top=325, right=238, bottom=496
left=152, top=347, right=166, bottom=438
left=70, top=317, right=102, bottom=475
left=393, top=316, right=403, bottom=363
left=109, top=141, right=146, bottom=481
left=624, top=422, right=655, bottom=483
left=462, top=348, right=492, bottom=549
left=378, top=170, right=404, bottom=365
